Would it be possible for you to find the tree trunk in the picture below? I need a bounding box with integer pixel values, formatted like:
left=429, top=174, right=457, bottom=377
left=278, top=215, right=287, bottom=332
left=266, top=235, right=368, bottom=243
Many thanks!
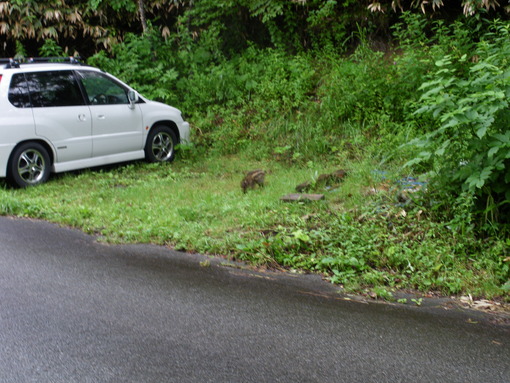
left=138, top=0, right=148, bottom=33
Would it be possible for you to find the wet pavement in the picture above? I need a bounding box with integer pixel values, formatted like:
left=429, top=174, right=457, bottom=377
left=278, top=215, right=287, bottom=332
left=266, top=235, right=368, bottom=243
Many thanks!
left=0, top=216, right=508, bottom=382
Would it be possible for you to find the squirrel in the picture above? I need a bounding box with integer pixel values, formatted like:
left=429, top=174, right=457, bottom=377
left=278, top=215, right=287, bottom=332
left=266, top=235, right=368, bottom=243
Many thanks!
left=241, top=170, right=265, bottom=193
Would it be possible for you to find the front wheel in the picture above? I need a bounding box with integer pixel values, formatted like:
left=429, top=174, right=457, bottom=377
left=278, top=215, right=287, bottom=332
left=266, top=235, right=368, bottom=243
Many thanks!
left=145, top=126, right=177, bottom=163
left=8, top=142, right=51, bottom=188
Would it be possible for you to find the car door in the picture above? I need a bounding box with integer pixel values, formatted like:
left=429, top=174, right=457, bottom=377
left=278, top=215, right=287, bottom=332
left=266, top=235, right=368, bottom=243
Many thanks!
left=27, top=70, right=92, bottom=163
left=77, top=70, right=143, bottom=158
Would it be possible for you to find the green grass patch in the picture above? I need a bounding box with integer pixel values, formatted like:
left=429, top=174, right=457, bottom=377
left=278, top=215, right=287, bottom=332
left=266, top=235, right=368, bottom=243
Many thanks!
left=0, top=155, right=508, bottom=300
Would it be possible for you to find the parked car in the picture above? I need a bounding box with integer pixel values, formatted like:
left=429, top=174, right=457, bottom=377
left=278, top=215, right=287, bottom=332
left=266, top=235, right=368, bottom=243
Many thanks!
left=0, top=57, right=190, bottom=187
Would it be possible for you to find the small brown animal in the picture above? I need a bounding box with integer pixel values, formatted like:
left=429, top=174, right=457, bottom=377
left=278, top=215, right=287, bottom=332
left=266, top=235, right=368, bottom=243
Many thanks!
left=316, top=173, right=331, bottom=184
left=295, top=181, right=312, bottom=192
left=330, top=169, right=347, bottom=180
left=295, top=169, right=347, bottom=192
left=317, top=170, right=347, bottom=184
left=241, top=170, right=266, bottom=193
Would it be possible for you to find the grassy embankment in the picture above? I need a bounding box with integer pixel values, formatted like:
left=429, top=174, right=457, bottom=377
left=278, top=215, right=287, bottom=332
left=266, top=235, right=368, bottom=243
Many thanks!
left=0, top=152, right=507, bottom=301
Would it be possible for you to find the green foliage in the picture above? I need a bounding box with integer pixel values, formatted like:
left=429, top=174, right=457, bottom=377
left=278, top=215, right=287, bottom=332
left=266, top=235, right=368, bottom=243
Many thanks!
left=0, top=0, right=184, bottom=56
left=319, top=51, right=401, bottom=127
left=89, top=32, right=179, bottom=103
left=1, top=0, right=509, bottom=58
left=173, top=38, right=417, bottom=162
left=239, top=204, right=508, bottom=296
left=406, top=20, right=510, bottom=230
left=39, top=39, right=65, bottom=57
left=368, top=0, right=507, bottom=16
left=179, top=0, right=371, bottom=53
left=89, top=0, right=137, bottom=12
left=14, top=41, right=27, bottom=59
left=306, top=0, right=349, bottom=51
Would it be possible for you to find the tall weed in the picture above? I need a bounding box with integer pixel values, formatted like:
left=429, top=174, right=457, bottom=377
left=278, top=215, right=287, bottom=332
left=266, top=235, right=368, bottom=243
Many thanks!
left=406, top=20, right=510, bottom=232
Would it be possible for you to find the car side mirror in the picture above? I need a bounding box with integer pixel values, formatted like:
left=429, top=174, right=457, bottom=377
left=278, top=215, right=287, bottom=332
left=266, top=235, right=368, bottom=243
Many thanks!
left=128, top=90, right=139, bottom=109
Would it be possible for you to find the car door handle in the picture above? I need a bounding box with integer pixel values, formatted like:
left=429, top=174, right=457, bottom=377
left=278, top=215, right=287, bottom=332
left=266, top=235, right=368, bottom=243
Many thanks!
left=78, top=114, right=87, bottom=121
left=97, top=115, right=106, bottom=120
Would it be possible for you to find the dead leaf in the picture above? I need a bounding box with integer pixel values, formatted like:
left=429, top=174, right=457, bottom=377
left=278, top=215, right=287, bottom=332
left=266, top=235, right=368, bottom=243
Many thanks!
left=395, top=209, right=407, bottom=218
left=460, top=295, right=474, bottom=306
left=472, top=299, right=500, bottom=311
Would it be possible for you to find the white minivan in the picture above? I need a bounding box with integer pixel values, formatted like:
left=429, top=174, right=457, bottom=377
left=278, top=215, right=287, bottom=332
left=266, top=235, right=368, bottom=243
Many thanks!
left=0, top=57, right=190, bottom=187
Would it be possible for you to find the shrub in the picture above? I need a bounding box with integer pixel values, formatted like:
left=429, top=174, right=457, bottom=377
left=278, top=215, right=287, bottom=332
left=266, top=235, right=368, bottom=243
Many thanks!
left=407, top=20, right=510, bottom=232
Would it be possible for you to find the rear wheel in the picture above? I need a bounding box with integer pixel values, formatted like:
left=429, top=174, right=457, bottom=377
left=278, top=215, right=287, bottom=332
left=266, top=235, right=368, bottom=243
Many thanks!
left=8, top=142, right=51, bottom=188
left=145, top=125, right=177, bottom=163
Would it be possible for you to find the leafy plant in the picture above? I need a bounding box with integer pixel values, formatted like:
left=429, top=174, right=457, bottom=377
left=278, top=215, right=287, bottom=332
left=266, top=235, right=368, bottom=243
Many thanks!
left=39, top=39, right=65, bottom=57
left=406, top=20, right=510, bottom=231
left=88, top=32, right=179, bottom=103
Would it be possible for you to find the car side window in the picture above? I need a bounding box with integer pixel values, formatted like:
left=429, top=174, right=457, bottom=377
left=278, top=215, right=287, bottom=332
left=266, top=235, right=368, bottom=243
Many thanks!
left=25, top=71, right=86, bottom=107
left=8, top=74, right=31, bottom=108
left=78, top=71, right=129, bottom=105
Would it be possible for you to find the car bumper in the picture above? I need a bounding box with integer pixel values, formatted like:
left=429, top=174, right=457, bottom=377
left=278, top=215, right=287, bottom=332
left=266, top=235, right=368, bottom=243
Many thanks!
left=180, top=121, right=191, bottom=144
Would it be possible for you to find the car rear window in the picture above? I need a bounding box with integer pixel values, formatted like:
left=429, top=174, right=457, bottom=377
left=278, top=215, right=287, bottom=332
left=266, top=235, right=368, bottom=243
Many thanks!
left=26, top=71, right=85, bottom=107
left=8, top=74, right=31, bottom=108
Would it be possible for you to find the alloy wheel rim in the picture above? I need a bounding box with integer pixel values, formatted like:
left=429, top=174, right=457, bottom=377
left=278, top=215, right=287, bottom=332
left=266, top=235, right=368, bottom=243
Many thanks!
left=152, top=132, right=173, bottom=161
left=18, top=149, right=45, bottom=184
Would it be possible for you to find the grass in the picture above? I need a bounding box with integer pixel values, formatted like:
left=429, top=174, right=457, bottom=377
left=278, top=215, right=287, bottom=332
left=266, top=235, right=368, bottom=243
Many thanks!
left=0, top=156, right=325, bottom=248
left=0, top=153, right=508, bottom=301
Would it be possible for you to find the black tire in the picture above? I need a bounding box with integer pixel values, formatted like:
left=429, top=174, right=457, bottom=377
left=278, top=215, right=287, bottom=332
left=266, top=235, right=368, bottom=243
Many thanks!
left=145, top=125, right=177, bottom=163
left=8, top=142, right=51, bottom=188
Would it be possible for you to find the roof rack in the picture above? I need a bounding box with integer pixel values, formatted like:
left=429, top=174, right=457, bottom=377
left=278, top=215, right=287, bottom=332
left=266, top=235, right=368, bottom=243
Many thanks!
left=0, top=56, right=82, bottom=69
left=0, top=58, right=21, bottom=69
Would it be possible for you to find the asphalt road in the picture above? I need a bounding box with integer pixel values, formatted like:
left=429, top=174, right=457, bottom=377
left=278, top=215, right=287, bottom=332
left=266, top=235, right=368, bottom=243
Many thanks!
left=0, top=216, right=508, bottom=383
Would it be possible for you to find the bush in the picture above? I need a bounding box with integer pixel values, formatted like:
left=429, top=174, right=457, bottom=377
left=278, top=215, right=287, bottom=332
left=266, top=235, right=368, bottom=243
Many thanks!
left=406, top=20, right=510, bottom=232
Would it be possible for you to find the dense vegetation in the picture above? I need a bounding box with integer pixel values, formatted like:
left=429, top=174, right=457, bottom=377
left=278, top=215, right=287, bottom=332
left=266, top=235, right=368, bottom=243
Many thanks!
left=1, top=1, right=509, bottom=300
